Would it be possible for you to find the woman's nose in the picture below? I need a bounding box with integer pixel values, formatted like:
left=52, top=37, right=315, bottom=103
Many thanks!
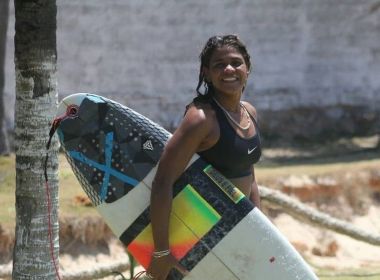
left=224, top=64, right=235, bottom=72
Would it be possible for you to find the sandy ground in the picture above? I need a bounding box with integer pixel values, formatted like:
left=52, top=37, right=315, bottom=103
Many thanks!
left=1, top=142, right=379, bottom=279
left=274, top=206, right=380, bottom=271
left=1, top=206, right=379, bottom=280
left=62, top=205, right=380, bottom=279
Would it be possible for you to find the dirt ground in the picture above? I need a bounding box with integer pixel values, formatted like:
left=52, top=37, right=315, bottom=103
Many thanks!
left=1, top=137, right=379, bottom=279
left=26, top=203, right=379, bottom=279
left=48, top=143, right=380, bottom=278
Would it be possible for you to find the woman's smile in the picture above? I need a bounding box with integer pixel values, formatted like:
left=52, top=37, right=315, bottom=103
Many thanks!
left=203, top=46, right=249, bottom=97
left=222, top=76, right=239, bottom=82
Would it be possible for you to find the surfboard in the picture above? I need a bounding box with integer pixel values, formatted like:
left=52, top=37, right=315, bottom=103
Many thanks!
left=56, top=93, right=319, bottom=280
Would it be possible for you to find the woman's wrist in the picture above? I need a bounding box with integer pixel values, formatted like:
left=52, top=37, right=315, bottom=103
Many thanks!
left=152, top=249, right=171, bottom=258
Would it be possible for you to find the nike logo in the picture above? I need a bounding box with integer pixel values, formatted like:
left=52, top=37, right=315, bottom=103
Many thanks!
left=248, top=146, right=257, bottom=154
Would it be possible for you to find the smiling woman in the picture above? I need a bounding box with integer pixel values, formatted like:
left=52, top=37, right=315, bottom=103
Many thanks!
left=202, top=45, right=250, bottom=98
left=148, top=34, right=263, bottom=279
left=55, top=91, right=318, bottom=280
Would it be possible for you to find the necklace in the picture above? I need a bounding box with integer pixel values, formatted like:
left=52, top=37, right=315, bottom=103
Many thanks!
left=213, top=98, right=251, bottom=131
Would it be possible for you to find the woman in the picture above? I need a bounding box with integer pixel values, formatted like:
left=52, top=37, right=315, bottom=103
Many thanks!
left=147, top=34, right=261, bottom=280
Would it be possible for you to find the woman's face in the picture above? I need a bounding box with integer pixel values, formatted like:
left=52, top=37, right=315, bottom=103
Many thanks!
left=203, top=46, right=250, bottom=98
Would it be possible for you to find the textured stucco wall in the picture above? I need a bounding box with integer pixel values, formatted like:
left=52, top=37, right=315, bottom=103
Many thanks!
left=4, top=0, right=380, bottom=142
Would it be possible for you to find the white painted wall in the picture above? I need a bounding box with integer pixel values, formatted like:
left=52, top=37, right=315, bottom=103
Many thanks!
left=4, top=0, right=380, bottom=139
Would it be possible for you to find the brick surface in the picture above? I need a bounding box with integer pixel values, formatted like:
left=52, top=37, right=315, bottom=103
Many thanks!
left=4, top=0, right=380, bottom=139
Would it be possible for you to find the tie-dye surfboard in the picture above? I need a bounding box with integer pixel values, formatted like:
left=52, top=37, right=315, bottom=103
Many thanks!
left=56, top=93, right=318, bottom=280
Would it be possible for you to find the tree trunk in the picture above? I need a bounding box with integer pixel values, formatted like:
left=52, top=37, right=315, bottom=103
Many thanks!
left=12, top=0, right=60, bottom=279
left=260, top=185, right=380, bottom=246
left=0, top=0, right=10, bottom=156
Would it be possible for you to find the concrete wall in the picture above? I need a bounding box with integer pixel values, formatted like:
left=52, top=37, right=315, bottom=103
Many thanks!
left=4, top=0, right=380, bottom=142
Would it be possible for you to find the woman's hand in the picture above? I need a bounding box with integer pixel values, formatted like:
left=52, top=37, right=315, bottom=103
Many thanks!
left=147, top=253, right=189, bottom=280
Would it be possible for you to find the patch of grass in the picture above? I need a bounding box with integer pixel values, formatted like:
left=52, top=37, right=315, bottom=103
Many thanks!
left=0, top=154, right=99, bottom=230
left=0, top=155, right=16, bottom=228
left=2, top=151, right=379, bottom=228
left=58, top=155, right=98, bottom=217
left=1, top=148, right=380, bottom=278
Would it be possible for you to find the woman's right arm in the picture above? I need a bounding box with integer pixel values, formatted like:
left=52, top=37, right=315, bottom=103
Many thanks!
left=148, top=105, right=212, bottom=280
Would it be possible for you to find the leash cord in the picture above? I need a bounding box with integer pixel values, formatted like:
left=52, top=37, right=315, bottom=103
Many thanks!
left=43, top=104, right=79, bottom=279
left=44, top=119, right=62, bottom=280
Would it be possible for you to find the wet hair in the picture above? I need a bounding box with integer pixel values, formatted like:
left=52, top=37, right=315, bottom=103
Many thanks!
left=195, top=34, right=252, bottom=102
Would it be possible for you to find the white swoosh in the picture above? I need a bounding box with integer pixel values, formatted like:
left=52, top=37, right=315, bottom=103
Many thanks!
left=248, top=146, right=257, bottom=154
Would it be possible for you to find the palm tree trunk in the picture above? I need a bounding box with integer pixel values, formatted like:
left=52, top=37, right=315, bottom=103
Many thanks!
left=260, top=185, right=380, bottom=246
left=0, top=0, right=10, bottom=155
left=12, top=0, right=60, bottom=279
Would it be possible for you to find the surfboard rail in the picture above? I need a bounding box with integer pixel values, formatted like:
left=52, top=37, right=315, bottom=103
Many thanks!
left=57, top=93, right=319, bottom=280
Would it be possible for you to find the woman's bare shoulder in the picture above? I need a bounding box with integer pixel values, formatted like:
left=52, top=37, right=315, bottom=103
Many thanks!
left=184, top=101, right=215, bottom=127
left=241, top=100, right=258, bottom=120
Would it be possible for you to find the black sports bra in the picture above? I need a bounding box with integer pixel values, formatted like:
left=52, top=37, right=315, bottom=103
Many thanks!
left=198, top=100, right=261, bottom=178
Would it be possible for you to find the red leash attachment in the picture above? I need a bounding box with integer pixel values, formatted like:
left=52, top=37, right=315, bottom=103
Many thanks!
left=44, top=104, right=79, bottom=279
left=46, top=104, right=79, bottom=150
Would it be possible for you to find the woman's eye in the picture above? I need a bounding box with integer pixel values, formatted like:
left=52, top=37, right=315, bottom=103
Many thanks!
left=214, top=63, right=226, bottom=69
left=231, top=61, right=243, bottom=67
left=213, top=61, right=243, bottom=69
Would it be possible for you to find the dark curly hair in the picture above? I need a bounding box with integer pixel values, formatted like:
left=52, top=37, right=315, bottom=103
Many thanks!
left=195, top=34, right=252, bottom=102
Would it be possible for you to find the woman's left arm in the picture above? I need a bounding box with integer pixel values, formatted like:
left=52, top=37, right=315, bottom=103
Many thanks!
left=250, top=167, right=261, bottom=209
left=243, top=101, right=261, bottom=209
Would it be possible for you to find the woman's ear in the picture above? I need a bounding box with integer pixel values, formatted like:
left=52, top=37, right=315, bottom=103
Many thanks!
left=202, top=66, right=210, bottom=82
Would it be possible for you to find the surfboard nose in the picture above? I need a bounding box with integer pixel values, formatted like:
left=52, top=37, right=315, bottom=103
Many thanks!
left=56, top=92, right=110, bottom=142
left=56, top=93, right=89, bottom=117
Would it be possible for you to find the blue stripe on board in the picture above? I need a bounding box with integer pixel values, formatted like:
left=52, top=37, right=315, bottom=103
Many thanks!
left=69, top=151, right=139, bottom=187
left=68, top=133, right=139, bottom=201
left=86, top=94, right=106, bottom=103
left=99, top=132, right=114, bottom=200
